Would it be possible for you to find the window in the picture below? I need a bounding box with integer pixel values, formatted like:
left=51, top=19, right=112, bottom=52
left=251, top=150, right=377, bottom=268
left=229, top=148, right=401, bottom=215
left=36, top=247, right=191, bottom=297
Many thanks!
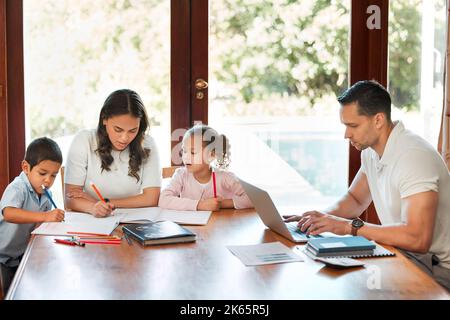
left=24, top=0, right=171, bottom=205
left=209, top=0, right=350, bottom=211
left=389, top=0, right=446, bottom=145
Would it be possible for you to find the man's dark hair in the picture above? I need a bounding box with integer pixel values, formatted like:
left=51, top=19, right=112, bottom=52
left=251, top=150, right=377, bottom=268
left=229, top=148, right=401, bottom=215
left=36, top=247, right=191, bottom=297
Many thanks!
left=24, top=137, right=63, bottom=170
left=337, top=80, right=392, bottom=122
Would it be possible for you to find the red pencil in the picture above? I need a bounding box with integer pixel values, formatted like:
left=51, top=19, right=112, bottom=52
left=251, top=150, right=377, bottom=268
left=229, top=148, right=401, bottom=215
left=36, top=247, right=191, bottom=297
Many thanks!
left=54, top=239, right=76, bottom=246
left=212, top=168, right=217, bottom=198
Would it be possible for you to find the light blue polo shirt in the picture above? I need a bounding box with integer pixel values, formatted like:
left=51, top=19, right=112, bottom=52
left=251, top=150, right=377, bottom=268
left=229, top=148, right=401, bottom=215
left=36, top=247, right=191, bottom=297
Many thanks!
left=0, top=172, right=52, bottom=267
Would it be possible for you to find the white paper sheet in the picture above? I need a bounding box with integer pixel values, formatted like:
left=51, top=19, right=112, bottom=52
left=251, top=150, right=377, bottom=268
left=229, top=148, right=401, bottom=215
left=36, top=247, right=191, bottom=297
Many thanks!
left=227, top=242, right=303, bottom=266
left=32, top=207, right=212, bottom=236
left=32, top=211, right=119, bottom=236
left=114, top=207, right=212, bottom=225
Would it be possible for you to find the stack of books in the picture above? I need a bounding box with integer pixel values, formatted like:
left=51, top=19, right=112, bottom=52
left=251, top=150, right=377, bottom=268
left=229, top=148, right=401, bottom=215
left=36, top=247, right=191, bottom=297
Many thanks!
left=305, top=236, right=377, bottom=258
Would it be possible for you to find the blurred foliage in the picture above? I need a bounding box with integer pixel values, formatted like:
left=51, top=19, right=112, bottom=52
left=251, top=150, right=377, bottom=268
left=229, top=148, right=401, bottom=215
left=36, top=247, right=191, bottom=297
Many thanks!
left=388, top=0, right=422, bottom=111
left=210, top=0, right=444, bottom=114
left=25, top=0, right=170, bottom=139
left=210, top=0, right=350, bottom=114
left=25, top=0, right=443, bottom=137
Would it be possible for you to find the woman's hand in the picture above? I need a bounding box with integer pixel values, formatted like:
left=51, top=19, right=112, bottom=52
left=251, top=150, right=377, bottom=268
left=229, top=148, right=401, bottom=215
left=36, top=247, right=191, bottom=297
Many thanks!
left=90, top=201, right=115, bottom=218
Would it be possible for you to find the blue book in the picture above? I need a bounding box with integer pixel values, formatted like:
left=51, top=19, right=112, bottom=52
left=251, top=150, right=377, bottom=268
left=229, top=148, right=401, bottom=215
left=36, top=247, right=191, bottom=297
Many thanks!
left=307, top=236, right=376, bottom=256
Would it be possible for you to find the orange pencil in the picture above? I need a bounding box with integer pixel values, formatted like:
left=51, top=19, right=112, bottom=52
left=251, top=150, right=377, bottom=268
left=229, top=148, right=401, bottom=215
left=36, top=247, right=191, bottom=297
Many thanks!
left=90, top=181, right=106, bottom=203
left=68, top=231, right=110, bottom=236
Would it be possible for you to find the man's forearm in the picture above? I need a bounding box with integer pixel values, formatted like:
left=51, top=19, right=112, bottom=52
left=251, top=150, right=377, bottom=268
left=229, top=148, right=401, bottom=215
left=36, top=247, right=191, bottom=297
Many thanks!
left=324, top=192, right=367, bottom=219
left=357, top=223, right=430, bottom=253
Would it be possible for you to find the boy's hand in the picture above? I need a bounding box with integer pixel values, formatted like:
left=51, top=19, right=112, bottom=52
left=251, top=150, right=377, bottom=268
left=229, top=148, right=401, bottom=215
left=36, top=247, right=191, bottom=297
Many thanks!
left=91, top=201, right=115, bottom=218
left=45, top=209, right=65, bottom=222
left=197, top=198, right=221, bottom=211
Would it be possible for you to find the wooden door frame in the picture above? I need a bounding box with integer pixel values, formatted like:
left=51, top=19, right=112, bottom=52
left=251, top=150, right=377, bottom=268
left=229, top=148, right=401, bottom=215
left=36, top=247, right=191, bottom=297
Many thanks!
left=349, top=0, right=389, bottom=224
left=0, top=0, right=25, bottom=194
left=170, top=0, right=208, bottom=165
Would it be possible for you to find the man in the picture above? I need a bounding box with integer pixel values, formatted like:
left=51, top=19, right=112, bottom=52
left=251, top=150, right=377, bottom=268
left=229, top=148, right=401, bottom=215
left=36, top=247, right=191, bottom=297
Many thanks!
left=285, top=80, right=450, bottom=290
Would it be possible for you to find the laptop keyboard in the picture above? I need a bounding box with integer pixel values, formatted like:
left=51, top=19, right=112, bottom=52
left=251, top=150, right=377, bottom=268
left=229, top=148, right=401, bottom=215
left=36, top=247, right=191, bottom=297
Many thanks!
left=286, top=223, right=322, bottom=240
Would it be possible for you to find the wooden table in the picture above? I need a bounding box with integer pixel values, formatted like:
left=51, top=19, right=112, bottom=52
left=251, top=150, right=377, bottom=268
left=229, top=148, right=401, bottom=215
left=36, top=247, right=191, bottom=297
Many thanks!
left=5, top=209, right=450, bottom=300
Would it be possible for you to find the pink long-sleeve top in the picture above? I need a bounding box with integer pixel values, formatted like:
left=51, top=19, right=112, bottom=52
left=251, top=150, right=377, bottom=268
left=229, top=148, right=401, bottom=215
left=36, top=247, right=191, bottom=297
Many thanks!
left=158, top=167, right=253, bottom=211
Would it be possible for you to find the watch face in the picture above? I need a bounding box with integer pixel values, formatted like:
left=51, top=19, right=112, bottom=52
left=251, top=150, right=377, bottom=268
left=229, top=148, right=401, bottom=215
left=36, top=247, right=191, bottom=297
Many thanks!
left=352, top=219, right=364, bottom=228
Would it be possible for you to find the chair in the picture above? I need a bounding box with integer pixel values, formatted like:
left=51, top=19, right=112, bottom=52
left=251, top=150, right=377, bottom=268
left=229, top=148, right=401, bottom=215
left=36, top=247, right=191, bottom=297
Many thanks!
left=162, top=166, right=181, bottom=178
left=60, top=166, right=68, bottom=210
left=60, top=166, right=65, bottom=196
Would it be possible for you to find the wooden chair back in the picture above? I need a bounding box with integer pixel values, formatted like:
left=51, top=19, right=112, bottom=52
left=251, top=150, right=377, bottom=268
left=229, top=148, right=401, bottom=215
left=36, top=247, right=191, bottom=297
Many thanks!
left=162, top=166, right=180, bottom=178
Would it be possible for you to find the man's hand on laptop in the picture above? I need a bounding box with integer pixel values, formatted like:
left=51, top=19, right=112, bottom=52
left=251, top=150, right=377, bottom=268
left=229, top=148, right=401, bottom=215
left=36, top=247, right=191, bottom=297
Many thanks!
left=283, top=211, right=352, bottom=236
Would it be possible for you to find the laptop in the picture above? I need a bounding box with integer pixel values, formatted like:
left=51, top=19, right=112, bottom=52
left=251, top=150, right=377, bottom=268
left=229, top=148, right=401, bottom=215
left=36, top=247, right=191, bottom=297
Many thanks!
left=239, top=179, right=322, bottom=243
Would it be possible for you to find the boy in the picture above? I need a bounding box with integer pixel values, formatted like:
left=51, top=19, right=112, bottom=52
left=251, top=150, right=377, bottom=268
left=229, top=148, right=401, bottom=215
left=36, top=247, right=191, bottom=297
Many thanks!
left=0, top=137, right=65, bottom=297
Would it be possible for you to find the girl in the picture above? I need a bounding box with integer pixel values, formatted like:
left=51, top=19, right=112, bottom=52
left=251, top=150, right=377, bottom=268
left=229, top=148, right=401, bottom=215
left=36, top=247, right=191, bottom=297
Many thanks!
left=159, top=125, right=253, bottom=211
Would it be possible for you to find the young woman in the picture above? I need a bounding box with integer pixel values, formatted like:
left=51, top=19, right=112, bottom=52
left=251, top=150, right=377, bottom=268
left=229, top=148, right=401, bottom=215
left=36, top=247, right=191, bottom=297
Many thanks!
left=64, top=89, right=161, bottom=217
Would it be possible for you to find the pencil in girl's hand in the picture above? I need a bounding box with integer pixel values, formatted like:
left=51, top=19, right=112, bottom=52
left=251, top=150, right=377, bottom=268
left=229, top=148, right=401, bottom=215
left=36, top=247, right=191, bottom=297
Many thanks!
left=212, top=168, right=217, bottom=198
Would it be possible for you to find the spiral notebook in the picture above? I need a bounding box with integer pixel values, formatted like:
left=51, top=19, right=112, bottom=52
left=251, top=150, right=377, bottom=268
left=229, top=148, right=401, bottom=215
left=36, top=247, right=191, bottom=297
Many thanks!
left=303, top=242, right=395, bottom=259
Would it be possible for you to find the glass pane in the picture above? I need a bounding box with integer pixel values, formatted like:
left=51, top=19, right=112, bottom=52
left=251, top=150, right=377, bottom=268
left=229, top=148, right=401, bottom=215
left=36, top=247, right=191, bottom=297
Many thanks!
left=209, top=1, right=350, bottom=212
left=24, top=0, right=171, bottom=206
left=389, top=0, right=446, bottom=145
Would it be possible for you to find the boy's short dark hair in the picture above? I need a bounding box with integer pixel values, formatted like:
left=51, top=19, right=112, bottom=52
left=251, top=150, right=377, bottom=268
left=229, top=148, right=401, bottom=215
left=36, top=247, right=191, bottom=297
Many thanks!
left=24, top=137, right=63, bottom=170
left=337, top=80, right=392, bottom=122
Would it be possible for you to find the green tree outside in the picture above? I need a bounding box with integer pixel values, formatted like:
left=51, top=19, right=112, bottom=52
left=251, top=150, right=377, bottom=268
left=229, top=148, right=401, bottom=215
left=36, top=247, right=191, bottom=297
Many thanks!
left=25, top=0, right=430, bottom=138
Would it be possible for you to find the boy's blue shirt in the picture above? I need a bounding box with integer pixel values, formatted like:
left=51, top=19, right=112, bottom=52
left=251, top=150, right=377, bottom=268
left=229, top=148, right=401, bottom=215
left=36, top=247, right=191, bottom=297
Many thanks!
left=0, top=172, right=52, bottom=267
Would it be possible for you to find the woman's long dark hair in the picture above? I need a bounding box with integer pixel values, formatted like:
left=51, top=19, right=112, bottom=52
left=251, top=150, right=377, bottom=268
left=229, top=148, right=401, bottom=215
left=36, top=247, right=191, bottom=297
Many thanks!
left=96, top=89, right=150, bottom=182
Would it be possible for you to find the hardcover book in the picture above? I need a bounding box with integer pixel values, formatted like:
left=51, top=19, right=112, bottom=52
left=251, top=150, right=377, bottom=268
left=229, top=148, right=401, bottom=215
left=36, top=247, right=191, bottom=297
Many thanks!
left=122, top=221, right=196, bottom=246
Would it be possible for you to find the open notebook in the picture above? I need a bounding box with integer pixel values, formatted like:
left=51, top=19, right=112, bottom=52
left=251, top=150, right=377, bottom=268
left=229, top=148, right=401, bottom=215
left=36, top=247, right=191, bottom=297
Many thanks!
left=32, top=207, right=212, bottom=236
left=114, top=207, right=211, bottom=225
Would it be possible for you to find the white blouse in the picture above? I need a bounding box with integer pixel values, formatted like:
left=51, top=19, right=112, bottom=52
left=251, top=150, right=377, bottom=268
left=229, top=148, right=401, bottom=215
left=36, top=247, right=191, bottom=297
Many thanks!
left=64, top=129, right=161, bottom=199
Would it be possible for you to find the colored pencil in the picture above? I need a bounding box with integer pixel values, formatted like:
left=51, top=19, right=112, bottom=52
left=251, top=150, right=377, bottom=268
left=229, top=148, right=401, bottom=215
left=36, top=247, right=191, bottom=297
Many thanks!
left=41, top=185, right=58, bottom=209
left=123, top=232, right=133, bottom=246
left=90, top=181, right=106, bottom=203
left=54, top=239, right=76, bottom=246
left=42, top=185, right=64, bottom=222
left=78, top=240, right=121, bottom=245
left=67, top=231, right=111, bottom=236
left=74, top=236, right=120, bottom=240
left=212, top=168, right=217, bottom=198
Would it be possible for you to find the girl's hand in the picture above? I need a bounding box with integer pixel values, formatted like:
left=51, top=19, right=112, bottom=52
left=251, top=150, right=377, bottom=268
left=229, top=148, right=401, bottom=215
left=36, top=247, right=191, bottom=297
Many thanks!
left=197, top=198, right=221, bottom=211
left=90, top=201, right=114, bottom=218
left=45, top=209, right=65, bottom=222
